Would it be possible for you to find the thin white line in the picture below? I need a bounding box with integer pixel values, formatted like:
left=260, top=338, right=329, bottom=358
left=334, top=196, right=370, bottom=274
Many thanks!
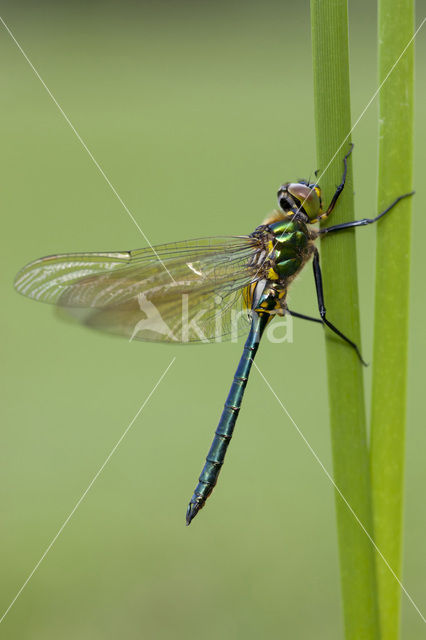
left=277, top=15, right=426, bottom=239
left=253, top=362, right=426, bottom=625
left=317, top=16, right=426, bottom=189
left=0, top=15, right=176, bottom=284
left=0, top=357, right=176, bottom=625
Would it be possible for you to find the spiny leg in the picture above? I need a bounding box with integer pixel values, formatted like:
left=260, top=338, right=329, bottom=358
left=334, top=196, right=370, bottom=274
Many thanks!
left=312, top=248, right=367, bottom=366
left=287, top=309, right=322, bottom=324
left=319, top=191, right=415, bottom=235
left=318, top=143, right=354, bottom=222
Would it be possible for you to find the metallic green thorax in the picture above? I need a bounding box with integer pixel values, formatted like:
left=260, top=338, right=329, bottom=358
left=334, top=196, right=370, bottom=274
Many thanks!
left=268, top=218, right=313, bottom=279
left=250, top=217, right=315, bottom=291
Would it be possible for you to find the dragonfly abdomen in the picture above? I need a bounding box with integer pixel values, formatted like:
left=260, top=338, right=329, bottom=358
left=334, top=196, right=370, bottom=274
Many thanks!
left=186, top=313, right=269, bottom=525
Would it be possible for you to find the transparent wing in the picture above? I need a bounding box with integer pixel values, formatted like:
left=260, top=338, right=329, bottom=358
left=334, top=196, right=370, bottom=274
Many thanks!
left=15, top=236, right=263, bottom=343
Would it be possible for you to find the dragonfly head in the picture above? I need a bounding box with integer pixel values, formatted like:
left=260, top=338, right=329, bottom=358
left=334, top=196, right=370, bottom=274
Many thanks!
left=277, top=182, right=322, bottom=224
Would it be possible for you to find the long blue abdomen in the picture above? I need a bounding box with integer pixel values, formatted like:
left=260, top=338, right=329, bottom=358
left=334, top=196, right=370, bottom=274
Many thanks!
left=186, top=312, right=269, bottom=525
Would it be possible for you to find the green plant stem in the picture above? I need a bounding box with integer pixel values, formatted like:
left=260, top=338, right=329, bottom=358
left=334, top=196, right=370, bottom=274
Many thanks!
left=310, top=1, right=380, bottom=638
left=370, top=2, right=414, bottom=638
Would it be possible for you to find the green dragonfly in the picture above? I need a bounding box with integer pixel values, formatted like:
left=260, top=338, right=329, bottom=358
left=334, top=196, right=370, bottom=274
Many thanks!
left=14, top=146, right=413, bottom=525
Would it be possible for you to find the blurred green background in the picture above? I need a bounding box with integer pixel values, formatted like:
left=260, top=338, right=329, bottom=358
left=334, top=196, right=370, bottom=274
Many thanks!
left=1, top=1, right=425, bottom=638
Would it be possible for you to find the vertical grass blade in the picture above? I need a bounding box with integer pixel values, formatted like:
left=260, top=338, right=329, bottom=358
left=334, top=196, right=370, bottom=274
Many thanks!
left=371, top=1, right=414, bottom=637
left=310, top=1, right=380, bottom=637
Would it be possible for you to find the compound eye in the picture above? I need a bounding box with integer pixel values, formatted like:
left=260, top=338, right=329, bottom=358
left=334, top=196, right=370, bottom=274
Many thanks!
left=277, top=184, right=295, bottom=213
left=287, top=183, right=321, bottom=221
left=278, top=197, right=294, bottom=213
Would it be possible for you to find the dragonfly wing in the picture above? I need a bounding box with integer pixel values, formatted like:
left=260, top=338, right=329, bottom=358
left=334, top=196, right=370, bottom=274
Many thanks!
left=62, top=276, right=251, bottom=343
left=14, top=251, right=133, bottom=304
left=15, top=236, right=263, bottom=343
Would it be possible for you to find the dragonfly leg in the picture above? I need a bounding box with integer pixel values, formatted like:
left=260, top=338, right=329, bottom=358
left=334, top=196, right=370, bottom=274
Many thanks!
left=312, top=248, right=367, bottom=366
left=318, top=143, right=354, bottom=222
left=287, top=309, right=322, bottom=324
left=319, top=191, right=415, bottom=235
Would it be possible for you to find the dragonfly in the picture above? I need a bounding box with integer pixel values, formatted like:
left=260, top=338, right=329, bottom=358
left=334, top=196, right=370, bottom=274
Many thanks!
left=14, top=145, right=413, bottom=525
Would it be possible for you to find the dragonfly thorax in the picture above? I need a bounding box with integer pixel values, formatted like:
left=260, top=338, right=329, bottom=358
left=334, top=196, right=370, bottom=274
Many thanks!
left=266, top=218, right=315, bottom=281
left=250, top=217, right=315, bottom=285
